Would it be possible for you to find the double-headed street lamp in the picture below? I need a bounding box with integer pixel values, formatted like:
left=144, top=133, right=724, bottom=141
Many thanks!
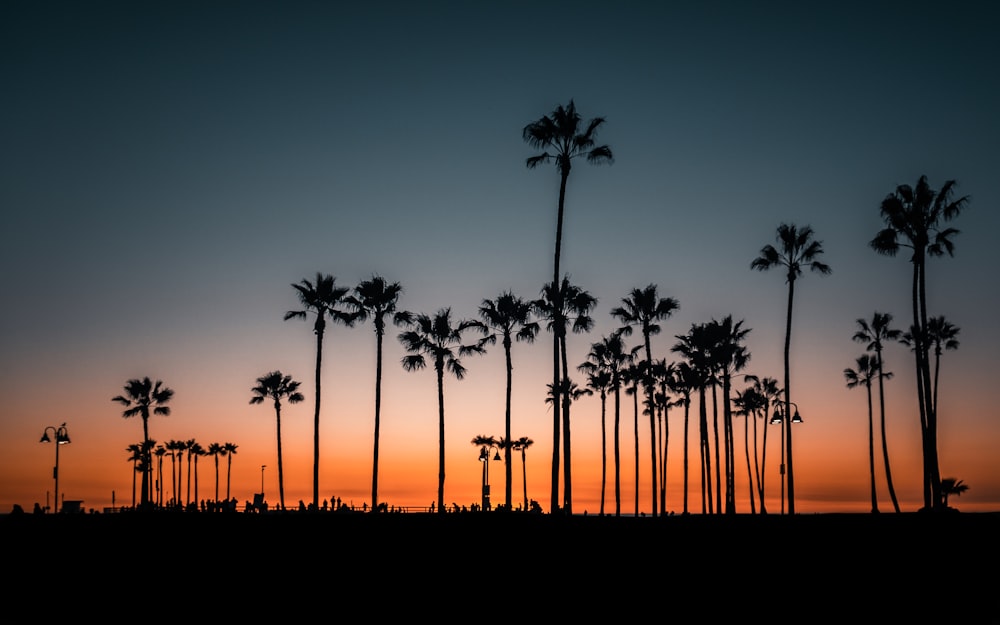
left=40, top=423, right=71, bottom=513
left=769, top=401, right=803, bottom=515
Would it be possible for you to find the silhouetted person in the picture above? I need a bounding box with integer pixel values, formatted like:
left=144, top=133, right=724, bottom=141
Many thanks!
left=33, top=503, right=43, bottom=515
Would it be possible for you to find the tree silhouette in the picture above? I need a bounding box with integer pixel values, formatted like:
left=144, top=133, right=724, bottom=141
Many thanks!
left=669, top=361, right=699, bottom=514
left=207, top=442, right=223, bottom=504
left=512, top=436, right=534, bottom=512
left=871, top=175, right=969, bottom=510
left=611, top=284, right=679, bottom=517
left=399, top=308, right=486, bottom=514
left=742, top=374, right=781, bottom=514
left=523, top=100, right=612, bottom=513
left=285, top=272, right=359, bottom=510
left=223, top=442, right=238, bottom=501
left=112, top=377, right=174, bottom=509
left=926, top=316, right=960, bottom=423
left=672, top=323, right=717, bottom=514
left=184, top=438, right=196, bottom=507
left=853, top=312, right=902, bottom=512
left=190, top=441, right=205, bottom=506
left=752, top=223, right=831, bottom=514
left=584, top=370, right=613, bottom=516
left=346, top=274, right=412, bottom=512
left=940, top=477, right=969, bottom=508
left=250, top=370, right=305, bottom=511
left=154, top=445, right=166, bottom=507
left=845, top=354, right=881, bottom=514
left=478, top=290, right=539, bottom=509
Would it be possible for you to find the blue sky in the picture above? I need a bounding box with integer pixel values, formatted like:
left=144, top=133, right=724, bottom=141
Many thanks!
left=2, top=1, right=997, bottom=513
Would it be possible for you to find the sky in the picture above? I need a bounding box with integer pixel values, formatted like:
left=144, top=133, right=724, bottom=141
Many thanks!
left=2, top=1, right=998, bottom=515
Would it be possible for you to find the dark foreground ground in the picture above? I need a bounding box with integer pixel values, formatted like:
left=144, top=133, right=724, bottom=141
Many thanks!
left=5, top=510, right=996, bottom=617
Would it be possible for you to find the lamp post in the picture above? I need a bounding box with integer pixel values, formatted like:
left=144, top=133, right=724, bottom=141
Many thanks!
left=261, top=465, right=266, bottom=498
left=40, top=423, right=71, bottom=513
left=769, top=402, right=802, bottom=515
left=476, top=439, right=502, bottom=510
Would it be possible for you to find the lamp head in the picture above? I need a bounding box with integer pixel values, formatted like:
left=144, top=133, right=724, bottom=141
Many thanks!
left=493, top=450, right=502, bottom=461
left=478, top=447, right=488, bottom=461
left=40, top=431, right=51, bottom=443
left=791, top=410, right=803, bottom=424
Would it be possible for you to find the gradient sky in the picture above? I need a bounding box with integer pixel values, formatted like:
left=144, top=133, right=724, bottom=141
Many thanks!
left=2, top=1, right=998, bottom=514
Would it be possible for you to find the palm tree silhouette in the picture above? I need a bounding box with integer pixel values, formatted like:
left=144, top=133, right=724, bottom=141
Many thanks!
left=478, top=290, right=540, bottom=510
left=399, top=308, right=487, bottom=514
left=125, top=443, right=142, bottom=508
left=751, top=223, right=831, bottom=514
left=223, top=442, right=238, bottom=501
left=611, top=284, right=679, bottom=517
left=579, top=332, right=632, bottom=517
left=346, top=274, right=412, bottom=513
left=733, top=384, right=765, bottom=514
left=621, top=360, right=643, bottom=516
left=871, top=175, right=969, bottom=510
left=165, top=439, right=184, bottom=507
left=285, top=272, right=359, bottom=510
left=154, top=445, right=166, bottom=507
left=512, top=436, right=534, bottom=511
left=584, top=370, right=612, bottom=516
left=708, top=315, right=751, bottom=514
left=184, top=438, right=196, bottom=507
left=926, top=315, right=960, bottom=423
left=743, top=374, right=781, bottom=514
left=651, top=359, right=677, bottom=513
left=207, top=442, right=223, bottom=504
left=845, top=354, right=882, bottom=514
left=854, top=312, right=902, bottom=512
left=940, top=477, right=969, bottom=508
left=523, top=100, right=612, bottom=513
left=672, top=324, right=717, bottom=514
left=190, top=442, right=205, bottom=506
left=250, top=371, right=304, bottom=511
left=534, top=277, right=597, bottom=514
left=112, top=377, right=174, bottom=509
left=669, top=361, right=699, bottom=514
left=471, top=434, right=501, bottom=509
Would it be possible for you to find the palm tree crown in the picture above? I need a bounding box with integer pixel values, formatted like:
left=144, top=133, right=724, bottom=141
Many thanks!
left=112, top=377, right=174, bottom=508
left=250, top=370, right=305, bottom=511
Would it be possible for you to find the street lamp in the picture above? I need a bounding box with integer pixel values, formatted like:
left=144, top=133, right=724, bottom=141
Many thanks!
left=261, top=465, right=266, bottom=497
left=475, top=438, right=502, bottom=510
left=769, top=402, right=802, bottom=515
left=40, top=423, right=71, bottom=513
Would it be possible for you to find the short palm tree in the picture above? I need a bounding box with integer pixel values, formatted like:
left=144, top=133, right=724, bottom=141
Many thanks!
left=399, top=308, right=487, bottom=514
left=940, top=477, right=969, bottom=508
left=742, top=374, right=781, bottom=514
left=250, top=370, right=305, bottom=511
left=184, top=438, right=196, bottom=506
left=512, top=436, right=534, bottom=511
left=125, top=443, right=142, bottom=508
left=207, top=442, right=223, bottom=503
left=478, top=290, right=539, bottom=509
left=190, top=442, right=205, bottom=505
left=845, top=354, right=881, bottom=514
left=584, top=370, right=612, bottom=516
left=751, top=223, right=831, bottom=514
left=112, top=377, right=174, bottom=509
left=346, top=274, right=412, bottom=512
left=223, top=442, right=238, bottom=501
left=611, top=284, right=679, bottom=517
left=672, top=324, right=717, bottom=514
left=284, top=272, right=359, bottom=510
left=523, top=100, right=612, bottom=513
left=926, top=315, right=960, bottom=421
left=871, top=175, right=969, bottom=510
left=854, top=312, right=902, bottom=512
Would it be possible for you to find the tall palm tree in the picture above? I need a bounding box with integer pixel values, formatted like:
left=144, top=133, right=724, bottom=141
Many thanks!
left=523, top=100, right=612, bottom=513
left=845, top=354, right=881, bottom=514
left=154, top=445, right=166, bottom=507
left=579, top=332, right=632, bottom=517
left=223, top=442, right=238, bottom=501
left=871, top=175, right=969, bottom=510
left=165, top=439, right=184, bottom=507
left=611, top=284, right=679, bottom=517
left=853, top=312, right=902, bottom=513
left=184, top=438, right=196, bottom=507
left=284, top=272, right=359, bottom=510
left=250, top=370, right=305, bottom=511
left=512, top=436, right=534, bottom=511
left=732, top=388, right=758, bottom=514
left=346, top=274, right=412, bottom=513
left=751, top=223, right=831, bottom=514
left=669, top=361, right=699, bottom=515
left=584, top=370, right=612, bottom=516
left=207, top=442, right=223, bottom=504
left=708, top=315, right=751, bottom=514
left=743, top=374, right=781, bottom=514
left=125, top=443, right=142, bottom=508
left=478, top=290, right=539, bottom=510
left=190, top=442, right=205, bottom=507
left=651, top=359, right=677, bottom=513
left=399, top=308, right=487, bottom=514
left=621, top=359, right=645, bottom=516
left=112, top=377, right=174, bottom=509
left=672, top=324, right=716, bottom=514
left=534, top=277, right=597, bottom=514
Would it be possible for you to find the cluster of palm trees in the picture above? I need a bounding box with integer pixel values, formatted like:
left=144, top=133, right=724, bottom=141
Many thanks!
left=122, top=433, right=237, bottom=509
left=111, top=101, right=970, bottom=516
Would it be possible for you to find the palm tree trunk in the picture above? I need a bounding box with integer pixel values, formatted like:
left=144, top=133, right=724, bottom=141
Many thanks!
left=436, top=363, right=446, bottom=514
left=550, top=171, right=569, bottom=514
left=372, top=328, right=384, bottom=511
left=910, top=255, right=931, bottom=509
left=876, top=350, right=900, bottom=512
left=867, top=382, right=879, bottom=513
left=560, top=334, right=573, bottom=514
left=600, top=394, right=607, bottom=516
left=683, top=399, right=690, bottom=514
left=504, top=342, right=513, bottom=509
left=614, top=385, right=622, bottom=517
left=712, top=382, right=721, bottom=514
left=275, top=403, right=285, bottom=510
left=632, top=385, right=639, bottom=516
left=917, top=255, right=942, bottom=508
left=784, top=277, right=795, bottom=514
left=313, top=326, right=324, bottom=511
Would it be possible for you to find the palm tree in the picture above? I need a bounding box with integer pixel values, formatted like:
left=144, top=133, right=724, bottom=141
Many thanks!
left=399, top=308, right=487, bottom=514
left=579, top=332, right=632, bottom=517
left=845, top=354, right=881, bottom=514
left=478, top=290, right=539, bottom=510
left=672, top=324, right=716, bottom=514
left=190, top=442, right=205, bottom=506
left=223, top=442, right=238, bottom=501
left=751, top=223, right=831, bottom=514
left=112, top=377, right=174, bottom=509
left=165, top=439, right=184, bottom=507
left=611, top=284, right=679, bottom=517
left=184, top=438, right=196, bottom=507
left=125, top=443, right=142, bottom=508
left=871, top=175, right=969, bottom=510
left=584, top=370, right=612, bottom=516
left=154, top=445, right=166, bottom=507
left=346, top=274, right=412, bottom=513
left=926, top=315, right=960, bottom=422
left=708, top=315, right=751, bottom=514
left=853, top=312, right=902, bottom=513
left=733, top=385, right=765, bottom=514
left=534, top=277, right=597, bottom=514
left=512, top=436, right=534, bottom=511
left=284, top=272, right=359, bottom=510
left=669, top=361, right=699, bottom=514
left=523, top=101, right=612, bottom=513
left=207, top=442, right=223, bottom=504
left=940, top=477, right=969, bottom=508
left=471, top=435, right=501, bottom=510
left=743, top=374, right=781, bottom=514
left=250, top=370, right=305, bottom=511
left=621, top=359, right=644, bottom=516
left=651, top=359, right=677, bottom=513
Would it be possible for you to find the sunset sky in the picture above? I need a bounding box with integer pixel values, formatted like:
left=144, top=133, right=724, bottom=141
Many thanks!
left=2, top=1, right=998, bottom=515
